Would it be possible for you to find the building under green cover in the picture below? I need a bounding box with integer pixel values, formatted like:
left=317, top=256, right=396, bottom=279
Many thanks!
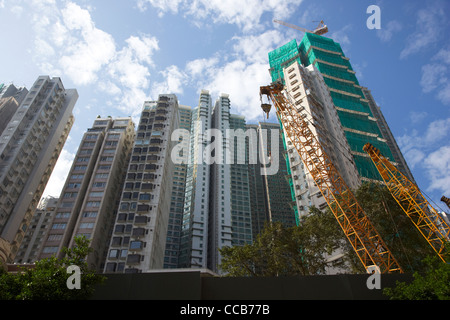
left=268, top=32, right=395, bottom=183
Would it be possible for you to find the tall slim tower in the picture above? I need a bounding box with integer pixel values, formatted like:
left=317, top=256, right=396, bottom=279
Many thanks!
left=247, top=121, right=297, bottom=233
left=38, top=117, right=135, bottom=271
left=179, top=90, right=213, bottom=270
left=0, top=76, right=77, bottom=263
left=164, top=104, right=192, bottom=269
left=228, top=114, right=252, bottom=246
left=104, top=94, right=179, bottom=273
left=179, top=91, right=252, bottom=273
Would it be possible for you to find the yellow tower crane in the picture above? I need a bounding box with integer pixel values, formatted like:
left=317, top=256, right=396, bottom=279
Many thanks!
left=260, top=83, right=403, bottom=273
left=363, top=143, right=450, bottom=263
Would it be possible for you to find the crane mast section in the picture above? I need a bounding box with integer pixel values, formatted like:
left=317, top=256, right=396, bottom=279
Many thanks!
left=364, top=143, right=450, bottom=263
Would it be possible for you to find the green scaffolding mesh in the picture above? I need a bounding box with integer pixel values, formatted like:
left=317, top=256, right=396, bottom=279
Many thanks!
left=299, top=32, right=396, bottom=179
left=278, top=118, right=300, bottom=225
left=269, top=39, right=301, bottom=84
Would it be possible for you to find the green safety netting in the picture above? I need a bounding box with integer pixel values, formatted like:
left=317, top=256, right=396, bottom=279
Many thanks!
left=269, top=39, right=302, bottom=84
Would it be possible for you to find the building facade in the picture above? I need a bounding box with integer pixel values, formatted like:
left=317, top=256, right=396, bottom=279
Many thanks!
left=179, top=91, right=253, bottom=274
left=104, top=94, right=179, bottom=273
left=0, top=76, right=77, bottom=263
left=14, top=196, right=59, bottom=263
left=38, top=117, right=135, bottom=271
left=164, top=104, right=192, bottom=268
left=269, top=34, right=399, bottom=185
left=282, top=62, right=361, bottom=217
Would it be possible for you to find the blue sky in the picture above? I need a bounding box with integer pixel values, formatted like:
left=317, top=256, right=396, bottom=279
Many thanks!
left=0, top=0, right=449, bottom=211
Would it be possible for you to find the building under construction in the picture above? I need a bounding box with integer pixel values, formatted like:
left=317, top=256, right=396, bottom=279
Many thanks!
left=268, top=29, right=413, bottom=215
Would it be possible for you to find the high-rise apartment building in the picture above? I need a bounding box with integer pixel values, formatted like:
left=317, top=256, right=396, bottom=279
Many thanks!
left=38, top=117, right=135, bottom=271
left=179, top=90, right=252, bottom=273
left=228, top=114, right=252, bottom=247
left=0, top=76, right=77, bottom=263
left=269, top=34, right=400, bottom=185
left=247, top=121, right=297, bottom=233
left=179, top=90, right=213, bottom=270
left=282, top=62, right=361, bottom=217
left=164, top=104, right=192, bottom=269
left=14, top=196, right=59, bottom=263
left=0, top=83, right=28, bottom=136
left=104, top=94, right=179, bottom=273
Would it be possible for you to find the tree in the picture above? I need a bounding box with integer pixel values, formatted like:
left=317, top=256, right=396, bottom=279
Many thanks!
left=219, top=208, right=347, bottom=276
left=220, top=182, right=441, bottom=276
left=354, top=182, right=436, bottom=273
left=0, top=236, right=105, bottom=300
left=383, top=255, right=450, bottom=300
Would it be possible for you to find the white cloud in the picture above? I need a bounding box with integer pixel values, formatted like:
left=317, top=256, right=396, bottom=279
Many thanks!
left=26, top=1, right=160, bottom=118
left=398, top=117, right=450, bottom=195
left=180, top=29, right=288, bottom=121
left=376, top=20, right=402, bottom=42
left=58, top=3, right=117, bottom=86
left=136, top=0, right=303, bottom=32
left=409, top=111, right=428, bottom=124
left=420, top=47, right=450, bottom=105
left=424, top=145, right=450, bottom=193
left=206, top=60, right=272, bottom=121
left=400, top=5, right=446, bottom=59
left=151, top=65, right=187, bottom=98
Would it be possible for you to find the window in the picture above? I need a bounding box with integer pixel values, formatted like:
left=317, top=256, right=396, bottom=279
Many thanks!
left=83, top=211, right=97, bottom=218
left=89, top=191, right=104, bottom=198
left=139, top=194, right=151, bottom=201
left=93, top=182, right=106, bottom=188
left=109, top=249, right=119, bottom=259
left=126, top=254, right=141, bottom=264
left=79, top=223, right=94, bottom=229
left=115, top=225, right=125, bottom=233
left=47, top=234, right=63, bottom=241
left=111, top=237, right=122, bottom=246
left=43, top=246, right=58, bottom=254
left=61, top=202, right=74, bottom=208
left=63, top=192, right=77, bottom=198
left=105, top=263, right=116, bottom=272
left=51, top=223, right=66, bottom=229
left=132, top=228, right=145, bottom=237
left=130, top=241, right=143, bottom=250
left=86, top=201, right=101, bottom=207
left=55, top=212, right=70, bottom=219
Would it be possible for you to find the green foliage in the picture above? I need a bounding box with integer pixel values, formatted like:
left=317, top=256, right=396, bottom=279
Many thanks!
left=0, top=236, right=105, bottom=300
left=220, top=182, right=447, bottom=277
left=219, top=208, right=347, bottom=276
left=354, top=183, right=437, bottom=273
left=383, top=256, right=450, bottom=300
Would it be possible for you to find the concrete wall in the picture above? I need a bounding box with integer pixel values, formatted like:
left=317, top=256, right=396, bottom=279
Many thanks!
left=90, top=270, right=413, bottom=300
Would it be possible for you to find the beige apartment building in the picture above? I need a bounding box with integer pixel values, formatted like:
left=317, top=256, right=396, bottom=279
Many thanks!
left=0, top=76, right=77, bottom=264
left=38, top=117, right=135, bottom=271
